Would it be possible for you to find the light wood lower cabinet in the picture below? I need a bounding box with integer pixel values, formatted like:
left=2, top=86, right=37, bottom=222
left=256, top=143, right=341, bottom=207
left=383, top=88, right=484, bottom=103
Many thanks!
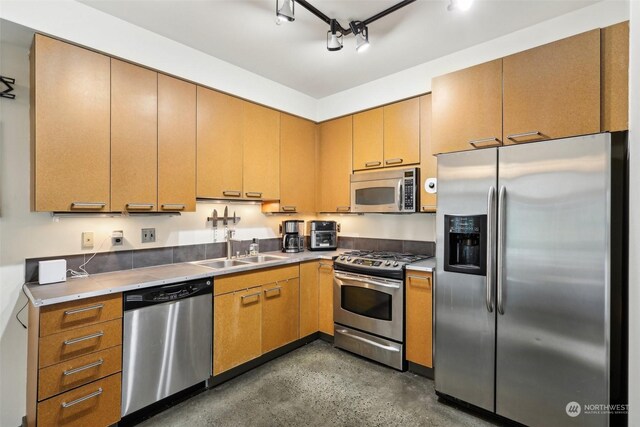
left=213, top=287, right=263, bottom=375
left=31, top=34, right=111, bottom=212
left=299, top=261, right=320, bottom=338
left=318, top=261, right=334, bottom=335
left=405, top=271, right=433, bottom=368
left=262, top=278, right=300, bottom=353
left=27, top=294, right=123, bottom=427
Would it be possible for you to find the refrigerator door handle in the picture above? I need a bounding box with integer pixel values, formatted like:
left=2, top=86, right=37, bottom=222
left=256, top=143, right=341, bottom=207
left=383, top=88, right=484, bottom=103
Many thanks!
left=486, top=186, right=495, bottom=312
left=497, top=185, right=506, bottom=315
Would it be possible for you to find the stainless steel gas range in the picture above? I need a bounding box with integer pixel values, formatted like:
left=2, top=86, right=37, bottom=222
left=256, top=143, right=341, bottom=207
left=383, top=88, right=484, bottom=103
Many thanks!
left=333, top=250, right=431, bottom=370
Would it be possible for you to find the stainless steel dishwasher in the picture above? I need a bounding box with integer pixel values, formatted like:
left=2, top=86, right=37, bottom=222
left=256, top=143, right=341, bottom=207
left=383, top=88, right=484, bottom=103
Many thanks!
left=121, top=278, right=212, bottom=417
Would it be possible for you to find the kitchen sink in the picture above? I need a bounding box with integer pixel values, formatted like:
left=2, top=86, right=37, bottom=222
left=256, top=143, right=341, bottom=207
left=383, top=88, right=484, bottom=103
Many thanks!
left=196, top=259, right=251, bottom=269
left=241, top=255, right=286, bottom=263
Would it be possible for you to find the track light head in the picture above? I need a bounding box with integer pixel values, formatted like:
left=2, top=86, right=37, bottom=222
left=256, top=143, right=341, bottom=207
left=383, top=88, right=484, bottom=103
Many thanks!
left=327, top=19, right=343, bottom=51
left=447, top=0, right=474, bottom=12
left=349, top=21, right=369, bottom=53
left=276, top=0, right=295, bottom=23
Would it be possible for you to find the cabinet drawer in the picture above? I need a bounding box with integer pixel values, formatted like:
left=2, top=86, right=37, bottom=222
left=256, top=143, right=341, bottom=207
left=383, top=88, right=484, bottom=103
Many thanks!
left=38, top=345, right=122, bottom=401
left=37, top=373, right=121, bottom=427
left=215, top=265, right=299, bottom=296
left=39, top=319, right=122, bottom=368
left=40, top=294, right=122, bottom=337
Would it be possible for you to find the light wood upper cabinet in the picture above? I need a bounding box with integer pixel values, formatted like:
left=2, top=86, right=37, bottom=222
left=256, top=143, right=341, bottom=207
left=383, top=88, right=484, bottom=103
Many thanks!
left=503, top=29, right=600, bottom=144
left=406, top=271, right=433, bottom=368
left=213, top=287, right=262, bottom=375
left=111, top=59, right=158, bottom=212
left=432, top=59, right=503, bottom=155
left=383, top=98, right=420, bottom=166
left=158, top=74, right=196, bottom=212
left=318, top=117, right=352, bottom=213
left=318, top=261, right=334, bottom=336
left=601, top=21, right=629, bottom=132
left=197, top=88, right=244, bottom=199
left=278, top=114, right=317, bottom=213
left=353, top=108, right=384, bottom=170
left=243, top=103, right=280, bottom=200
left=31, top=35, right=111, bottom=212
left=419, top=94, right=437, bottom=212
left=262, top=278, right=300, bottom=353
left=299, top=261, right=320, bottom=338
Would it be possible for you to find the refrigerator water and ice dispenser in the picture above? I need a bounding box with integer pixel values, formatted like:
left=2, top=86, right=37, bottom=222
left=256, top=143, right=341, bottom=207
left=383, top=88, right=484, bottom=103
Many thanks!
left=444, top=214, right=487, bottom=276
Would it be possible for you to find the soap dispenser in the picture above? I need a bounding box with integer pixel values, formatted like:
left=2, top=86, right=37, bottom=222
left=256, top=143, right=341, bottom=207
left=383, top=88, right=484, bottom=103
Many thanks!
left=249, top=238, right=259, bottom=255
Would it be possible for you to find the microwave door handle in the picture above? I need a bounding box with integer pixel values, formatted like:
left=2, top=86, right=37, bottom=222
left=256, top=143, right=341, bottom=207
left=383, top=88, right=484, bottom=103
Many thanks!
left=398, top=181, right=403, bottom=211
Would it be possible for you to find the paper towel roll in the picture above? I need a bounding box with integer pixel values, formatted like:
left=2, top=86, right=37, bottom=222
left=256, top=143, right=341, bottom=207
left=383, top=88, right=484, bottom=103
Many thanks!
left=425, top=178, right=437, bottom=194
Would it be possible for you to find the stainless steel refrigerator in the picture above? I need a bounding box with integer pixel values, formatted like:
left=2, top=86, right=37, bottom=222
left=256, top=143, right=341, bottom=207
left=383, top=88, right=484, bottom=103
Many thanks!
left=435, top=132, right=627, bottom=427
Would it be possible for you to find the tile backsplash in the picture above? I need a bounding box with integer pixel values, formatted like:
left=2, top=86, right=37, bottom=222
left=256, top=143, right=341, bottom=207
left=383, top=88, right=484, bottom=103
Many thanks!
left=25, top=237, right=434, bottom=283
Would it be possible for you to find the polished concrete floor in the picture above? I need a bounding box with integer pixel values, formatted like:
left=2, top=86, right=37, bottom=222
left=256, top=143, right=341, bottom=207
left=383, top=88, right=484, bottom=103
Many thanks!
left=139, top=340, right=499, bottom=427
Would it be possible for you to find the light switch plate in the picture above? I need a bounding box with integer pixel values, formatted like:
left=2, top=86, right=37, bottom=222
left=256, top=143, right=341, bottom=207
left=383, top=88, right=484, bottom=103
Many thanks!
left=141, top=228, right=156, bottom=243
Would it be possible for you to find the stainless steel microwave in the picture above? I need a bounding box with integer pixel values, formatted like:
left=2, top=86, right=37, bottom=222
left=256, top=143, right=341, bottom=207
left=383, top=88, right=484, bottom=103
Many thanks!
left=350, top=168, right=418, bottom=213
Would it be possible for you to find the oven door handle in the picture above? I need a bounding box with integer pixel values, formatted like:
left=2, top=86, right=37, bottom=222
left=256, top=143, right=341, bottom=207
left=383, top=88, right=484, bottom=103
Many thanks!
left=335, top=328, right=401, bottom=352
left=334, top=272, right=401, bottom=289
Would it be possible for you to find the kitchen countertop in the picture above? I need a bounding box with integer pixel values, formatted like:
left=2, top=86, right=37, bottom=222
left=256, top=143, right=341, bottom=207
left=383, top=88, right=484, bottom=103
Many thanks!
left=25, top=249, right=345, bottom=307
left=405, top=257, right=436, bottom=273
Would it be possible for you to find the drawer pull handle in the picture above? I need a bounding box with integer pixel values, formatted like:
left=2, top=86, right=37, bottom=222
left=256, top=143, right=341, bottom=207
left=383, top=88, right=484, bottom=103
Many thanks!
left=245, top=192, right=262, bottom=198
left=365, top=161, right=381, bottom=167
left=161, top=204, right=185, bottom=210
left=71, top=202, right=106, bottom=209
left=318, top=263, right=333, bottom=271
left=223, top=190, right=241, bottom=197
left=126, top=203, right=154, bottom=210
left=336, top=206, right=350, bottom=212
left=506, top=131, right=543, bottom=142
left=63, top=359, right=104, bottom=376
left=385, top=158, right=403, bottom=165
left=469, top=137, right=501, bottom=148
left=281, top=206, right=297, bottom=212
left=64, top=331, right=104, bottom=346
left=241, top=291, right=261, bottom=303
left=64, top=304, right=104, bottom=316
left=407, top=275, right=432, bottom=288
left=61, top=388, right=103, bottom=408
left=264, top=286, right=282, bottom=296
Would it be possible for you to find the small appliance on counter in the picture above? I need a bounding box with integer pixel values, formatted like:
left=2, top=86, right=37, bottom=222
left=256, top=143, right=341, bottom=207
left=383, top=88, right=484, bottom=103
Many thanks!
left=280, top=220, right=304, bottom=253
left=308, top=220, right=338, bottom=251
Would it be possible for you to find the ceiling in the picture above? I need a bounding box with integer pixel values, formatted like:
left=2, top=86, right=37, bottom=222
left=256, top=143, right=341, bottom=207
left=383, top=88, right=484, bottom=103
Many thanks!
left=78, top=0, right=601, bottom=98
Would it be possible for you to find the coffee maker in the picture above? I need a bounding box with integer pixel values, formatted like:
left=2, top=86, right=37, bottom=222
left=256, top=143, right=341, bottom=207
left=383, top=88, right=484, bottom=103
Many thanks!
left=280, top=220, right=305, bottom=253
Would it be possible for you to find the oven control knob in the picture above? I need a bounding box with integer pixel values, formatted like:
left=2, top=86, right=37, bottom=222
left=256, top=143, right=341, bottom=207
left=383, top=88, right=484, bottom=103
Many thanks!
left=385, top=261, right=391, bottom=266
left=347, top=257, right=352, bottom=261
left=393, top=261, right=399, bottom=267
left=340, top=256, right=346, bottom=260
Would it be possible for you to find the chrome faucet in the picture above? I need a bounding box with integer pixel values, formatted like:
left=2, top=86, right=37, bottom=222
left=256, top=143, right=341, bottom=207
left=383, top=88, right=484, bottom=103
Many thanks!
left=226, top=229, right=239, bottom=259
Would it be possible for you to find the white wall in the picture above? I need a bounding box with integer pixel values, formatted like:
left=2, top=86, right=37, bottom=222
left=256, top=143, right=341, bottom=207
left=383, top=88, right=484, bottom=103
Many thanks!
left=317, top=0, right=630, bottom=121
left=627, top=1, right=639, bottom=424
left=0, top=0, right=318, bottom=120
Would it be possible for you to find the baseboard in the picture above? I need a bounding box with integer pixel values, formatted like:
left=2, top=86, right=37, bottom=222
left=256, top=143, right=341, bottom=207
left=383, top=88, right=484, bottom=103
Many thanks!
left=210, top=332, right=320, bottom=387
left=407, top=361, right=434, bottom=379
left=318, top=331, right=334, bottom=343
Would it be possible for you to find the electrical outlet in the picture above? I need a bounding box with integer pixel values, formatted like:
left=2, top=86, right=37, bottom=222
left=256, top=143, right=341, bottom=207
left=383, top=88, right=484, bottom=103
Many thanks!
left=112, top=230, right=124, bottom=246
left=82, top=231, right=94, bottom=249
left=141, top=228, right=156, bottom=243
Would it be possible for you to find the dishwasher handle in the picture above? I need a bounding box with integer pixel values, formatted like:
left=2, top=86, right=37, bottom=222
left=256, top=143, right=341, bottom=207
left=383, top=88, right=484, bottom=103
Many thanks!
left=124, top=278, right=212, bottom=311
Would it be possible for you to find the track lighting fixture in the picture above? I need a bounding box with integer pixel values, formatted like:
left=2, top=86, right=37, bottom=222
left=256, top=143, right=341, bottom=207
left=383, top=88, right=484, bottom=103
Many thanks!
left=276, top=0, right=295, bottom=23
left=447, top=0, right=474, bottom=12
left=327, top=19, right=343, bottom=51
left=275, top=0, right=416, bottom=52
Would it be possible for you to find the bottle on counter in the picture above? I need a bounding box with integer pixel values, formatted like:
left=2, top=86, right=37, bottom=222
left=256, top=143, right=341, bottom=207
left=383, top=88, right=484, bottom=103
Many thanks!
left=249, top=238, right=259, bottom=255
